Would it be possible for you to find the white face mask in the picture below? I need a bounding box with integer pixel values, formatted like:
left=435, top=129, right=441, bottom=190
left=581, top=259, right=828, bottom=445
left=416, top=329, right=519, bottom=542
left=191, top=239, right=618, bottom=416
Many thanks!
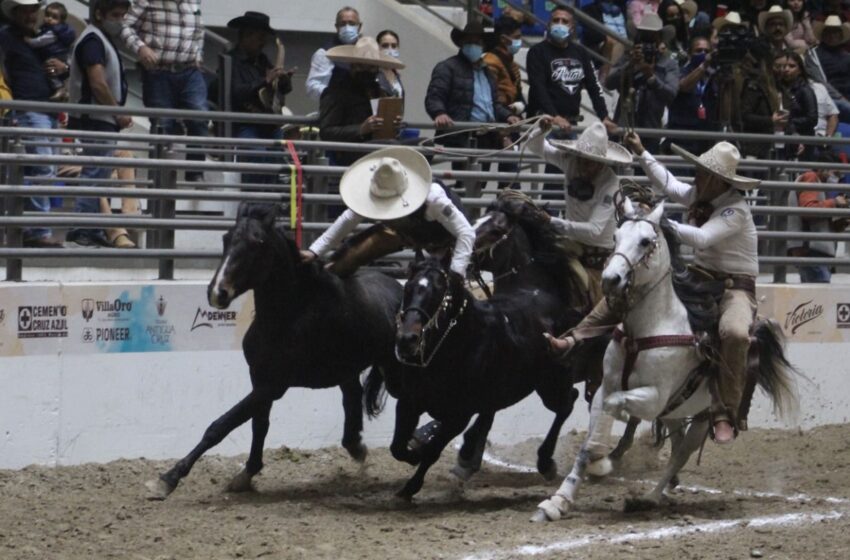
left=382, top=48, right=400, bottom=59
left=101, top=19, right=123, bottom=37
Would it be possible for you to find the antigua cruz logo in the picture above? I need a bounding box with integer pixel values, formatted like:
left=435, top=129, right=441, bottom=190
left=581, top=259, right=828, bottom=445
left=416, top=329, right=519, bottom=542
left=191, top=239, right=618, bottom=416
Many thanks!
left=156, top=295, right=167, bottom=317
left=81, top=299, right=94, bottom=322
left=784, top=300, right=823, bottom=334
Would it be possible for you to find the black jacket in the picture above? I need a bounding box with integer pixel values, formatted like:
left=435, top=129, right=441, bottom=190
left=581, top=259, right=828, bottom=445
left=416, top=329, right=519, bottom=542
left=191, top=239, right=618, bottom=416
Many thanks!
left=526, top=39, right=608, bottom=120
left=319, top=71, right=379, bottom=165
left=228, top=46, right=292, bottom=135
left=784, top=78, right=818, bottom=138
left=424, top=52, right=511, bottom=123
left=815, top=45, right=850, bottom=99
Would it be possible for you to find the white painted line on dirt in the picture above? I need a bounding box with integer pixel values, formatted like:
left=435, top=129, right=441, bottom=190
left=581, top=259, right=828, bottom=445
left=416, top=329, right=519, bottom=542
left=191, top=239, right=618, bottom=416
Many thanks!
left=480, top=450, right=537, bottom=474
left=461, top=510, right=846, bottom=560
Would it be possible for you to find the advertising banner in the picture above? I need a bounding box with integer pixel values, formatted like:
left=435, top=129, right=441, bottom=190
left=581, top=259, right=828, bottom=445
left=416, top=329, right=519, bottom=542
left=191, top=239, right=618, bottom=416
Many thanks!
left=758, top=285, right=850, bottom=342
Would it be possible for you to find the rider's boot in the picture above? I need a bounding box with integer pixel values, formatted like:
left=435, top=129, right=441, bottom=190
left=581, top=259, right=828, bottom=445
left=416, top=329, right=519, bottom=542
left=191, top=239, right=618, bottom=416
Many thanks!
left=544, top=333, right=576, bottom=363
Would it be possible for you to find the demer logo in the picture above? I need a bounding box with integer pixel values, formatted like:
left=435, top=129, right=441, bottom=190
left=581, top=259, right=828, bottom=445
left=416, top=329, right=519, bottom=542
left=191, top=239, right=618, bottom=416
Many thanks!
left=190, top=307, right=237, bottom=331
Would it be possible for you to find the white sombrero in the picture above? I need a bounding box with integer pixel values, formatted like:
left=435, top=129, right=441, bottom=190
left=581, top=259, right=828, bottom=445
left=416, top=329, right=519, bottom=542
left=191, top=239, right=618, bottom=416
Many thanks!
left=712, top=11, right=744, bottom=30
left=340, top=147, right=431, bottom=221
left=814, top=15, right=850, bottom=44
left=674, top=0, right=698, bottom=22
left=1, top=0, right=40, bottom=20
left=326, top=36, right=405, bottom=70
left=671, top=142, right=761, bottom=188
left=549, top=122, right=633, bottom=166
left=758, top=5, right=793, bottom=34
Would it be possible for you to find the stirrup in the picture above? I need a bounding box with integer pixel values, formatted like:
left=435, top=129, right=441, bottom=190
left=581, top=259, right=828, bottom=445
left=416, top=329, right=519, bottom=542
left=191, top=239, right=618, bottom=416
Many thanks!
left=708, top=412, right=738, bottom=444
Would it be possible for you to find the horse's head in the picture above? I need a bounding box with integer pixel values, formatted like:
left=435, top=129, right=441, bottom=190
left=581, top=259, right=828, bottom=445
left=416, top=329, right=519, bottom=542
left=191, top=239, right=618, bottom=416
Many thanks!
left=473, top=211, right=517, bottom=272
left=395, top=252, right=464, bottom=365
left=602, top=202, right=669, bottom=301
left=208, top=203, right=293, bottom=309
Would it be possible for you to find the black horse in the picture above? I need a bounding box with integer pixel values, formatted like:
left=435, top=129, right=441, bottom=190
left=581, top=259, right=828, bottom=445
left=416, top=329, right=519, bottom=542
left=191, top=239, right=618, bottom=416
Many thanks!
left=146, top=203, right=406, bottom=499
left=365, top=208, right=584, bottom=500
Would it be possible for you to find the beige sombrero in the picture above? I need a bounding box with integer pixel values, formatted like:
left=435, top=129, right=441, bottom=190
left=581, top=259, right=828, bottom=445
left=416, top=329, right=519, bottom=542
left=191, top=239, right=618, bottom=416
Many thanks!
left=674, top=0, right=698, bottom=22
left=671, top=142, right=761, bottom=188
left=340, top=147, right=431, bottom=221
left=712, top=11, right=744, bottom=31
left=813, top=15, right=850, bottom=44
left=326, top=36, right=405, bottom=70
left=549, top=122, right=633, bottom=166
left=758, top=5, right=793, bottom=34
left=627, top=11, right=676, bottom=43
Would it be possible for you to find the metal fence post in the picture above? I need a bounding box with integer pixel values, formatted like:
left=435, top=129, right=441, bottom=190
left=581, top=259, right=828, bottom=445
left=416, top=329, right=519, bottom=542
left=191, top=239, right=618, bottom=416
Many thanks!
left=771, top=169, right=789, bottom=284
left=5, top=136, right=25, bottom=281
left=157, top=147, right=178, bottom=280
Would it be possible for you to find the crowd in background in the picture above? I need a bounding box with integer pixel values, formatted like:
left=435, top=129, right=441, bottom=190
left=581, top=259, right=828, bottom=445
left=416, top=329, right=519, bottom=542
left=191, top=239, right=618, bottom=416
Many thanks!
left=0, top=0, right=848, bottom=278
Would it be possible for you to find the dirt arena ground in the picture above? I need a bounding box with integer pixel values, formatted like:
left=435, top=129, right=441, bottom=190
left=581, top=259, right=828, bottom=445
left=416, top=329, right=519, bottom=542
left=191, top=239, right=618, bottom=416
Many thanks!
left=1, top=423, right=849, bottom=560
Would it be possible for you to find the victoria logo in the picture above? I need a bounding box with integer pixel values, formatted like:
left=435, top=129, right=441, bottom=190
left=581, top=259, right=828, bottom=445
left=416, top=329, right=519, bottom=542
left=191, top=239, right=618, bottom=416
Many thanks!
left=785, top=300, right=823, bottom=334
left=156, top=295, right=167, bottom=317
left=81, top=299, right=94, bottom=322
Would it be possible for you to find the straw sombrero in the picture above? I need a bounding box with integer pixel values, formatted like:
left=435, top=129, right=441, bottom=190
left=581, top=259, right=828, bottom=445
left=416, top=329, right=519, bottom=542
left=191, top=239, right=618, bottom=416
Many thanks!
left=813, top=15, right=850, bottom=44
left=326, top=36, right=405, bottom=70
left=758, top=5, right=793, bottom=34
left=712, top=11, right=744, bottom=30
left=627, top=11, right=676, bottom=43
left=671, top=142, right=761, bottom=188
left=340, top=147, right=432, bottom=221
left=549, top=122, right=633, bottom=166
left=1, top=0, right=39, bottom=20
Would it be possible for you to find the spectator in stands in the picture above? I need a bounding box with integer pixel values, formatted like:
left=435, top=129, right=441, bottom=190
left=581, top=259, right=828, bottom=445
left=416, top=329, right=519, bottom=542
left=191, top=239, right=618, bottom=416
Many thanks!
left=787, top=150, right=848, bottom=282
left=742, top=0, right=769, bottom=32
left=628, top=0, right=660, bottom=26
left=758, top=4, right=794, bottom=53
left=778, top=50, right=818, bottom=159
left=659, top=0, right=690, bottom=63
left=526, top=8, right=614, bottom=136
left=666, top=34, right=720, bottom=155
left=377, top=30, right=404, bottom=99
left=226, top=11, right=293, bottom=186
left=785, top=0, right=817, bottom=51
left=26, top=2, right=75, bottom=101
left=605, top=12, right=679, bottom=153
left=121, top=0, right=208, bottom=181
left=0, top=0, right=64, bottom=248
left=813, top=16, right=850, bottom=121
left=811, top=73, right=840, bottom=138
left=739, top=45, right=783, bottom=159
left=101, top=149, right=140, bottom=249
left=815, top=0, right=850, bottom=25
left=319, top=37, right=405, bottom=166
left=582, top=0, right=628, bottom=83
left=66, top=0, right=132, bottom=247
left=305, top=6, right=361, bottom=101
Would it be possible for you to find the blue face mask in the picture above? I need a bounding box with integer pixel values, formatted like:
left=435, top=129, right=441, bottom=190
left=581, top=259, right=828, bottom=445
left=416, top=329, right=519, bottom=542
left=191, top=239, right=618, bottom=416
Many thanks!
left=462, top=43, right=483, bottom=63
left=691, top=52, right=707, bottom=66
left=383, top=48, right=400, bottom=59
left=338, top=24, right=359, bottom=45
left=549, top=23, right=571, bottom=42
left=508, top=38, right=523, bottom=55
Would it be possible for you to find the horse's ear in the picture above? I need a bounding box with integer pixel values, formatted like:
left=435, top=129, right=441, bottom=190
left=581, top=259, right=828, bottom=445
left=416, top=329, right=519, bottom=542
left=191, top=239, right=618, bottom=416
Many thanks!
left=262, top=204, right=286, bottom=229
left=647, top=202, right=665, bottom=225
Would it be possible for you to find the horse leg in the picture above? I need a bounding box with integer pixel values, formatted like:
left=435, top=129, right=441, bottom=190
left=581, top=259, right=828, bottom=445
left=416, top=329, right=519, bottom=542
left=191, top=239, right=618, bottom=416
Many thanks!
left=531, top=388, right=609, bottom=522
left=226, top=397, right=276, bottom=493
left=396, top=416, right=470, bottom=501
left=340, top=379, right=367, bottom=462
left=536, top=387, right=580, bottom=481
left=603, top=386, right=662, bottom=421
left=624, top=416, right=709, bottom=512
left=608, top=416, right=641, bottom=461
left=389, top=399, right=423, bottom=466
left=451, top=411, right=495, bottom=481
left=146, top=388, right=276, bottom=499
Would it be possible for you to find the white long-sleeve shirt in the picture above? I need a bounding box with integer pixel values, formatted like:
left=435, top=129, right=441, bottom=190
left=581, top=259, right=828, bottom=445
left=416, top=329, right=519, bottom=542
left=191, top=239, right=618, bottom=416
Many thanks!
left=526, top=129, right=623, bottom=249
left=637, top=151, right=758, bottom=276
left=309, top=183, right=476, bottom=275
left=305, top=48, right=333, bottom=100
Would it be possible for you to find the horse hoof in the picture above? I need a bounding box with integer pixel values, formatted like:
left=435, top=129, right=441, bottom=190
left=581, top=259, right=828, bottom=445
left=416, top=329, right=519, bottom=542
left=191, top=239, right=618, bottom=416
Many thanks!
left=450, top=464, right=476, bottom=482
left=539, top=461, right=559, bottom=482
left=623, top=496, right=659, bottom=513
left=586, top=457, right=612, bottom=478
left=393, top=492, right=415, bottom=507
left=226, top=469, right=254, bottom=493
left=145, top=477, right=175, bottom=501
left=530, top=508, right=551, bottom=523
left=346, top=443, right=368, bottom=464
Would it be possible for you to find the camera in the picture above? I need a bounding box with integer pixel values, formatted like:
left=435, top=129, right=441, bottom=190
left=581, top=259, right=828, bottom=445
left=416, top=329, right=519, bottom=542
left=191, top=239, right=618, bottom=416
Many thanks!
left=639, top=41, right=658, bottom=63
left=715, top=25, right=755, bottom=66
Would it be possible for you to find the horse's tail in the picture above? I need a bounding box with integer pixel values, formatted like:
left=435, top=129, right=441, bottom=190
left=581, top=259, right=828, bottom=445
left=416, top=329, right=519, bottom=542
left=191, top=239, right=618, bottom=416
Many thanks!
left=363, top=365, right=387, bottom=419
left=752, top=318, right=801, bottom=419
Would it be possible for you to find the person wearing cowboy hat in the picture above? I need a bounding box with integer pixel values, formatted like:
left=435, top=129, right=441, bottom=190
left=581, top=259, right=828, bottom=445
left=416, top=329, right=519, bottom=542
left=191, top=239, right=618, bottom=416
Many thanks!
left=548, top=131, right=761, bottom=445
left=0, top=0, right=66, bottom=248
left=813, top=15, right=850, bottom=121
left=758, top=4, right=794, bottom=53
left=526, top=119, right=634, bottom=307
left=302, top=147, right=475, bottom=279
left=604, top=11, right=680, bottom=153
left=318, top=36, right=406, bottom=166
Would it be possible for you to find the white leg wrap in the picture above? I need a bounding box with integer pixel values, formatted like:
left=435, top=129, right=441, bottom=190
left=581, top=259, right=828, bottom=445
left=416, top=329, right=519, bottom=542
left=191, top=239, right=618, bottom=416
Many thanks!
left=536, top=494, right=571, bottom=521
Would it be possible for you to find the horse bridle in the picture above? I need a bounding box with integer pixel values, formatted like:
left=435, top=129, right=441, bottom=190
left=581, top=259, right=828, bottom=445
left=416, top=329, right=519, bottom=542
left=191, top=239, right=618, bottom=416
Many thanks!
left=604, top=218, right=670, bottom=311
left=395, top=267, right=468, bottom=368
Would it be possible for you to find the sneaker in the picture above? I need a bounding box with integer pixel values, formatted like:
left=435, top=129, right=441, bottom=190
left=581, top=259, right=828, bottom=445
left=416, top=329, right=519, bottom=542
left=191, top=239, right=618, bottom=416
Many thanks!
left=65, top=230, right=110, bottom=248
left=22, top=236, right=64, bottom=248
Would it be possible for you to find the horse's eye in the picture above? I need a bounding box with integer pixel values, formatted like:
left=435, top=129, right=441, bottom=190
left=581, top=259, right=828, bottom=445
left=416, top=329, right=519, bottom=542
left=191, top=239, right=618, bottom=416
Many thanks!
left=640, top=238, right=652, bottom=248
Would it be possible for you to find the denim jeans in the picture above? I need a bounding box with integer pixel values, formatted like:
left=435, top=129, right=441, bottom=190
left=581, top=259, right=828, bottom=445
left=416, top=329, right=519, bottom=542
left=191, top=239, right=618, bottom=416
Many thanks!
left=141, top=67, right=208, bottom=161
left=835, top=98, right=850, bottom=124
left=797, top=250, right=833, bottom=283
left=235, top=125, right=284, bottom=186
left=14, top=111, right=57, bottom=240
left=68, top=138, right=115, bottom=242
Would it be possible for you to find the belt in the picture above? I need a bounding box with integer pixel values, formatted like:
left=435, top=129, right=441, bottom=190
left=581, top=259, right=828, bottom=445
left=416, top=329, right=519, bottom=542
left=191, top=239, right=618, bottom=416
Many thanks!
left=153, top=61, right=200, bottom=73
left=689, top=266, right=756, bottom=296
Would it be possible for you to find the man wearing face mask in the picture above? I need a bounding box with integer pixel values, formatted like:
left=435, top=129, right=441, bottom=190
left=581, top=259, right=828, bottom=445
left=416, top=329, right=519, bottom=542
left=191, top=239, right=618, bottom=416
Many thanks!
left=65, top=0, right=132, bottom=247
left=305, top=6, right=361, bottom=101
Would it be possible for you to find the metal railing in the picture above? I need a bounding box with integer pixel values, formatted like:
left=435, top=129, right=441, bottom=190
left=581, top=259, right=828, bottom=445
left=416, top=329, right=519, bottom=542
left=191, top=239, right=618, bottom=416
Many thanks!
left=1, top=100, right=849, bottom=283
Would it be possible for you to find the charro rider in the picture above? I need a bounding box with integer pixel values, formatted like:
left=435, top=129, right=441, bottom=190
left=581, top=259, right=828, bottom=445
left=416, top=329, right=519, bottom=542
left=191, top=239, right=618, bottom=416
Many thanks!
left=301, top=146, right=475, bottom=279
left=525, top=118, right=634, bottom=307
left=547, top=131, right=760, bottom=444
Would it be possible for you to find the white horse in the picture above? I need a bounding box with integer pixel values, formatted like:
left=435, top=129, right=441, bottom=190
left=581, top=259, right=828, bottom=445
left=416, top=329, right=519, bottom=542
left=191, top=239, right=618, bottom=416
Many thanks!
left=532, top=203, right=799, bottom=522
